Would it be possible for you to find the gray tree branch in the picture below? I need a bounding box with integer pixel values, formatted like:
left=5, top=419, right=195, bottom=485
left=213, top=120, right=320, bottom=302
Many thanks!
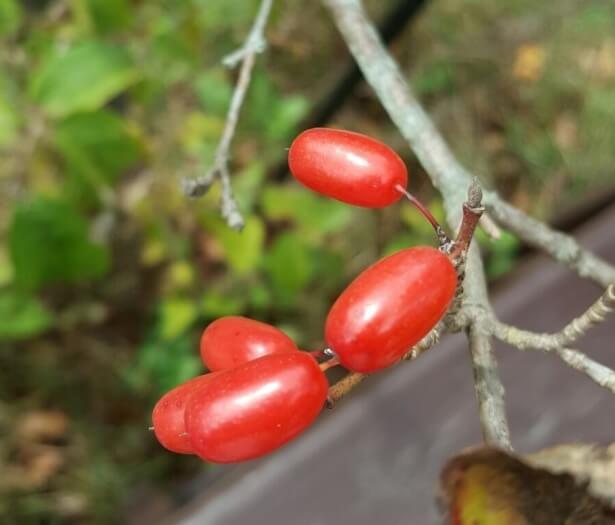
left=490, top=320, right=615, bottom=395
left=486, top=284, right=615, bottom=350
left=485, top=198, right=615, bottom=288
left=323, top=0, right=511, bottom=449
left=182, top=0, right=274, bottom=230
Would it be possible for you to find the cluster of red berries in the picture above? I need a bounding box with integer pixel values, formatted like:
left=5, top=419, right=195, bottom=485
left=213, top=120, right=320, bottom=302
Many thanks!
left=152, top=128, right=458, bottom=464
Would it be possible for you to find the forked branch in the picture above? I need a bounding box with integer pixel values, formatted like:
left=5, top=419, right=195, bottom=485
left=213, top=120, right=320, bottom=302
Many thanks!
left=182, top=0, right=274, bottom=230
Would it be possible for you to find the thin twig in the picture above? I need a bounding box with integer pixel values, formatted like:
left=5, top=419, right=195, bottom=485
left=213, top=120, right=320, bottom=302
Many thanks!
left=448, top=178, right=484, bottom=262
left=490, top=320, right=615, bottom=395
left=485, top=197, right=615, bottom=288
left=558, top=284, right=615, bottom=346
left=486, top=284, right=615, bottom=351
left=328, top=324, right=444, bottom=405
left=323, top=0, right=512, bottom=449
left=182, top=0, right=274, bottom=230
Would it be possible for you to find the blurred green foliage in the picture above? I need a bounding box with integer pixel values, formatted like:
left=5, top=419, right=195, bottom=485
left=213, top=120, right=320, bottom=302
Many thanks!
left=0, top=0, right=613, bottom=522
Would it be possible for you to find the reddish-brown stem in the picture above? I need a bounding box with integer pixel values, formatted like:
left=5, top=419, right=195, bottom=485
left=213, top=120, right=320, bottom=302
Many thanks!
left=395, top=184, right=450, bottom=246
left=307, top=349, right=327, bottom=360
left=448, top=182, right=485, bottom=262
left=328, top=372, right=366, bottom=403
left=319, top=356, right=341, bottom=372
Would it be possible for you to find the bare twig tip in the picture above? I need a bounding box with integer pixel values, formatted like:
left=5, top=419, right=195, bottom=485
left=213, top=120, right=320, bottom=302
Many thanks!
left=182, top=177, right=212, bottom=198
left=467, top=178, right=483, bottom=208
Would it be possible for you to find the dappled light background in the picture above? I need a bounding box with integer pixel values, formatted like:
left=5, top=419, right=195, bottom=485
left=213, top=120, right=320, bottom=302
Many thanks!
left=1, top=0, right=614, bottom=522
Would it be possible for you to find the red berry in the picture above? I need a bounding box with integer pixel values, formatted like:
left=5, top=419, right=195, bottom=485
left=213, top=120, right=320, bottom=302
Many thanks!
left=325, top=247, right=457, bottom=373
left=200, top=316, right=297, bottom=372
left=151, top=373, right=219, bottom=454
left=185, top=353, right=328, bottom=463
left=288, top=128, right=408, bottom=208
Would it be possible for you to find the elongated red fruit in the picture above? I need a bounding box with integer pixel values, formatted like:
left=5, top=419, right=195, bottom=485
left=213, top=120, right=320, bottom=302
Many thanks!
left=200, top=316, right=297, bottom=371
left=151, top=373, right=219, bottom=454
left=325, top=246, right=457, bottom=373
left=185, top=353, right=328, bottom=463
left=288, top=128, right=408, bottom=207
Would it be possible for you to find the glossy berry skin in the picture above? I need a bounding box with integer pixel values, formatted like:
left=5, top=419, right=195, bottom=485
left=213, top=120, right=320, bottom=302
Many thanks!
left=152, top=373, right=219, bottom=454
left=325, top=246, right=457, bottom=373
left=200, top=316, right=297, bottom=372
left=185, top=353, right=328, bottom=463
left=288, top=128, right=408, bottom=208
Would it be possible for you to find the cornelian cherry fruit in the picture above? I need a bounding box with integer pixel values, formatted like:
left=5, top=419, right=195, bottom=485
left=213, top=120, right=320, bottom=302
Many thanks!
left=151, top=373, right=219, bottom=454
left=200, top=316, right=297, bottom=371
left=288, top=128, right=408, bottom=208
left=325, top=246, right=457, bottom=373
left=185, top=352, right=328, bottom=463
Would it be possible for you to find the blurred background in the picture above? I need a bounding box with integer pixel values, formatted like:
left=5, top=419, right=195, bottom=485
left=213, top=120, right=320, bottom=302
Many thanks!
left=1, top=0, right=615, bottom=523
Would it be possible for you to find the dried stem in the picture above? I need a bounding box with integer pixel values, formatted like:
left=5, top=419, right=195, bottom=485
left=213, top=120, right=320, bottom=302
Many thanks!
left=328, top=323, right=444, bottom=405
left=182, top=0, right=274, bottom=230
left=328, top=372, right=366, bottom=404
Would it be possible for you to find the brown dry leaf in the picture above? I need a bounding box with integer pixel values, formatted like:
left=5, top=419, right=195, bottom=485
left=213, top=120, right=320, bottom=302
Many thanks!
left=513, top=44, right=546, bottom=82
left=2, top=446, right=65, bottom=490
left=25, top=445, right=65, bottom=487
left=526, top=443, right=615, bottom=507
left=577, top=40, right=615, bottom=80
left=554, top=113, right=578, bottom=150
left=439, top=446, right=615, bottom=525
left=16, top=410, right=69, bottom=443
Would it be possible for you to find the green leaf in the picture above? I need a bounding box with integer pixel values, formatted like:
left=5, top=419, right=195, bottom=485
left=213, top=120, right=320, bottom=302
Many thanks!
left=202, top=289, right=246, bottom=318
left=159, top=297, right=198, bottom=341
left=414, top=60, right=456, bottom=96
left=263, top=232, right=313, bottom=304
left=204, top=216, right=265, bottom=276
left=9, top=197, right=110, bottom=290
left=382, top=233, right=422, bottom=257
left=194, top=70, right=232, bottom=116
left=245, top=73, right=309, bottom=144
left=477, top=230, right=520, bottom=279
left=128, top=334, right=202, bottom=395
left=87, top=0, right=132, bottom=34
left=0, top=290, right=53, bottom=341
left=0, top=0, right=22, bottom=38
left=0, top=91, right=21, bottom=146
left=267, top=95, right=309, bottom=142
left=30, top=41, right=139, bottom=118
left=261, top=185, right=353, bottom=235
left=310, top=247, right=344, bottom=292
left=53, top=110, right=142, bottom=194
